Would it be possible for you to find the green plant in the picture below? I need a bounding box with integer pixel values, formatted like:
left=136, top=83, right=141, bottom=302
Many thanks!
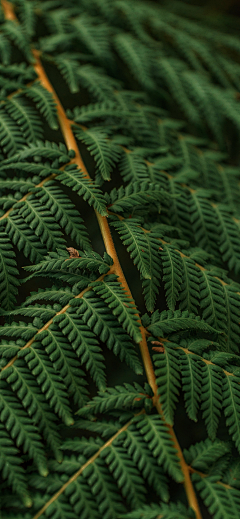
left=1, top=0, right=240, bottom=517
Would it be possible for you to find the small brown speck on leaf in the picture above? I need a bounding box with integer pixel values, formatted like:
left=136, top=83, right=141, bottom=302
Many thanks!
left=151, top=341, right=165, bottom=353
left=66, top=247, right=80, bottom=258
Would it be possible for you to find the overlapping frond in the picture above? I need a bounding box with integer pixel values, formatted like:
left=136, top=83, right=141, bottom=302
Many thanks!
left=2, top=0, right=240, bottom=517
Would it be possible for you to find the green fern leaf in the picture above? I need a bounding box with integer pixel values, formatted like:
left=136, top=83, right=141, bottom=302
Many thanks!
left=73, top=292, right=143, bottom=374
left=2, top=20, right=33, bottom=62
left=223, top=374, right=240, bottom=453
left=133, top=414, right=184, bottom=482
left=100, top=444, right=147, bottom=508
left=2, top=361, right=62, bottom=461
left=192, top=472, right=240, bottom=519
left=0, top=233, right=19, bottom=311
left=118, top=151, right=149, bottom=183
left=0, top=380, right=48, bottom=476
left=199, top=271, right=226, bottom=332
left=183, top=438, right=230, bottom=473
left=122, top=425, right=169, bottom=502
left=179, top=348, right=202, bottom=422
left=90, top=274, right=142, bottom=343
left=0, top=33, right=11, bottom=64
left=24, top=83, right=58, bottom=130
left=106, top=181, right=167, bottom=214
left=54, top=55, right=80, bottom=93
left=24, top=249, right=112, bottom=276
left=148, top=309, right=218, bottom=338
left=57, top=164, right=108, bottom=216
left=0, top=107, right=25, bottom=156
left=76, top=65, right=120, bottom=102
left=114, top=33, right=156, bottom=92
left=160, top=244, right=183, bottom=311
left=77, top=383, right=148, bottom=416
left=0, top=140, right=72, bottom=164
left=33, top=181, right=92, bottom=250
left=111, top=218, right=162, bottom=311
left=3, top=211, right=46, bottom=262
left=39, top=325, right=89, bottom=408
left=64, top=477, right=101, bottom=519
left=19, top=344, right=74, bottom=426
left=53, top=309, right=106, bottom=390
left=121, top=501, right=195, bottom=519
left=200, top=364, right=223, bottom=440
left=178, top=256, right=201, bottom=314
left=5, top=96, right=43, bottom=143
left=83, top=457, right=127, bottom=519
left=153, top=345, right=181, bottom=425
left=74, top=126, right=121, bottom=181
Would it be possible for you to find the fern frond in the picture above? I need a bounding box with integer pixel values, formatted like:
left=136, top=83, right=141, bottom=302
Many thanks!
left=118, top=151, right=149, bottom=183
left=57, top=164, right=108, bottom=216
left=19, top=344, right=74, bottom=426
left=159, top=244, right=183, bottom=311
left=2, top=20, right=33, bottom=62
left=122, top=425, right=169, bottom=502
left=0, top=107, right=25, bottom=156
left=76, top=65, right=120, bottom=102
left=178, top=256, right=201, bottom=314
left=1, top=361, right=62, bottom=460
left=200, top=364, right=222, bottom=440
left=100, top=443, right=147, bottom=508
left=4, top=212, right=47, bottom=262
left=33, top=181, right=92, bottom=250
left=114, top=33, right=156, bottom=92
left=192, top=472, right=240, bottom=519
left=133, top=413, right=184, bottom=482
left=0, top=140, right=72, bottom=164
left=110, top=218, right=162, bottom=311
left=77, top=383, right=148, bottom=416
left=74, top=126, right=121, bottom=182
left=223, top=374, right=240, bottom=453
left=183, top=438, right=230, bottom=472
left=147, top=309, right=219, bottom=338
left=121, top=501, right=196, bottom=519
left=54, top=55, right=80, bottom=94
left=16, top=197, right=66, bottom=251
left=83, top=457, right=127, bottom=519
left=90, top=274, right=142, bottom=343
left=24, top=83, right=58, bottom=130
left=73, top=292, right=143, bottom=374
left=0, top=232, right=19, bottom=311
left=106, top=181, right=168, bottom=214
left=5, top=96, right=43, bottom=143
left=2, top=0, right=240, bottom=516
left=53, top=309, right=106, bottom=390
left=0, top=380, right=48, bottom=476
left=153, top=345, right=181, bottom=425
left=40, top=325, right=89, bottom=408
left=0, top=424, right=31, bottom=506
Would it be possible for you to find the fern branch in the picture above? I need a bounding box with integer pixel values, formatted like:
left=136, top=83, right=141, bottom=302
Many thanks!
left=0, top=273, right=109, bottom=379
left=0, top=173, right=57, bottom=222
left=32, top=412, right=144, bottom=519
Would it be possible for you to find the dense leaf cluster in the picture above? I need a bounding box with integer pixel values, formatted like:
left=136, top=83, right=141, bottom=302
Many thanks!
left=1, top=1, right=240, bottom=518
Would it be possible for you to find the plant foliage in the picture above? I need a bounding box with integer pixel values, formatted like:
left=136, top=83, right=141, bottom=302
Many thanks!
left=0, top=1, right=240, bottom=518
